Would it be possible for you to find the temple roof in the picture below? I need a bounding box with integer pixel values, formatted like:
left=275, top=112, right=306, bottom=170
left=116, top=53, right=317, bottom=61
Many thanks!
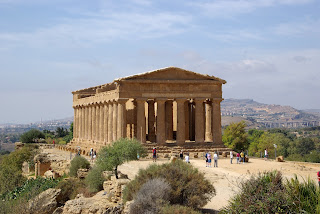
left=115, top=67, right=226, bottom=84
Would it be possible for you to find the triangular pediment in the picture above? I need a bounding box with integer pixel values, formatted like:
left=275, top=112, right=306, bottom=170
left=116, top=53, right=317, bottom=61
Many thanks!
left=116, top=67, right=226, bottom=83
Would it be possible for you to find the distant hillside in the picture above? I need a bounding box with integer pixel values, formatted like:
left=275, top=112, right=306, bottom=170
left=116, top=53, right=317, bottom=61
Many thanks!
left=221, top=99, right=320, bottom=129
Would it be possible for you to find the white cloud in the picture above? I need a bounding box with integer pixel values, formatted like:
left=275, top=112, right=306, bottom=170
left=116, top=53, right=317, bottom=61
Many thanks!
left=191, top=0, right=314, bottom=18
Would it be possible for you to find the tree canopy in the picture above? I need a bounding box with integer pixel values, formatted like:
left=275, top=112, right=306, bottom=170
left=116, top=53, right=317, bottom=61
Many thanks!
left=96, top=138, right=147, bottom=178
left=20, top=129, right=45, bottom=143
left=222, top=121, right=248, bottom=152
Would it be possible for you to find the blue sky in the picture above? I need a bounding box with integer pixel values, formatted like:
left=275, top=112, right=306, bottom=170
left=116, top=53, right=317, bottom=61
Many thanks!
left=0, top=0, right=319, bottom=124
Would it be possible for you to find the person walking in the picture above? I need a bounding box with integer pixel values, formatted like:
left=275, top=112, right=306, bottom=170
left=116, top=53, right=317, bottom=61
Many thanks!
left=236, top=152, right=240, bottom=164
left=318, top=171, right=320, bottom=187
left=179, top=150, right=184, bottom=160
left=213, top=152, right=218, bottom=167
left=89, top=148, right=94, bottom=163
left=185, top=153, right=190, bottom=163
left=152, top=147, right=157, bottom=162
left=230, top=151, right=233, bottom=164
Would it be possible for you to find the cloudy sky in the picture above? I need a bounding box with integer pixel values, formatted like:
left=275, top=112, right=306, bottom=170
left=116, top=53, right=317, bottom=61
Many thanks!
left=0, top=0, right=319, bottom=124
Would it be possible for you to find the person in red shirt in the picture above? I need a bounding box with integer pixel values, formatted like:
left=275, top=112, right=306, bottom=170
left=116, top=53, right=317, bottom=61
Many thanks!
left=152, top=147, right=157, bottom=162
left=317, top=171, right=320, bottom=187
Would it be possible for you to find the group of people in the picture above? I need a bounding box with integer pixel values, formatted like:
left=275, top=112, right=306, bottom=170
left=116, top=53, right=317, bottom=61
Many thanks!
left=234, top=151, right=246, bottom=164
left=205, top=151, right=219, bottom=167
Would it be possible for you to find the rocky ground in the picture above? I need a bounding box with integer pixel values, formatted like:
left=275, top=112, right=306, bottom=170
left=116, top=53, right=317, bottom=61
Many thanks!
left=42, top=147, right=320, bottom=213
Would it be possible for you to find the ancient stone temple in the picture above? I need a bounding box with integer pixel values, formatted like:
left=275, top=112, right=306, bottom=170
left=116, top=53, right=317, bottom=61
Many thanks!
left=69, top=67, right=226, bottom=154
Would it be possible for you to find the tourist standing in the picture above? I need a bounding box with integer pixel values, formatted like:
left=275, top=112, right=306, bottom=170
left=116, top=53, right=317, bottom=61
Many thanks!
left=236, top=152, right=240, bottom=164
left=179, top=150, right=184, bottom=160
left=89, top=148, right=94, bottom=163
left=240, top=151, right=245, bottom=164
left=207, top=152, right=212, bottom=167
left=213, top=152, right=218, bottom=167
left=230, top=151, right=233, bottom=164
left=205, top=151, right=209, bottom=167
left=185, top=153, right=190, bottom=163
left=152, top=147, right=157, bottom=162
left=264, top=149, right=268, bottom=161
left=317, top=171, right=320, bottom=187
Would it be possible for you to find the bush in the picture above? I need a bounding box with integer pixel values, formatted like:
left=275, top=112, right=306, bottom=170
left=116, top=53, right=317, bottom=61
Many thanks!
left=20, top=129, right=45, bottom=143
left=85, top=166, right=105, bottom=193
left=69, top=156, right=90, bottom=177
left=58, top=140, right=67, bottom=145
left=56, top=178, right=92, bottom=204
left=123, top=160, right=215, bottom=209
left=130, top=178, right=171, bottom=214
left=0, top=146, right=38, bottom=195
left=286, top=154, right=304, bottom=162
left=161, top=204, right=202, bottom=214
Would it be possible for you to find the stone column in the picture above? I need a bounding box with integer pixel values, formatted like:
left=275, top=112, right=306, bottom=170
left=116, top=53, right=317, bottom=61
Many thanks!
left=184, top=100, right=190, bottom=141
left=92, top=104, right=96, bottom=142
left=156, top=98, right=166, bottom=145
left=73, top=107, right=78, bottom=139
left=113, top=101, right=118, bottom=141
left=96, top=104, right=100, bottom=142
left=108, top=101, right=113, bottom=143
left=117, top=99, right=128, bottom=139
left=147, top=100, right=156, bottom=142
left=195, top=98, right=205, bottom=143
left=84, top=106, right=88, bottom=140
left=103, top=103, right=108, bottom=143
left=176, top=98, right=186, bottom=145
left=205, top=100, right=213, bottom=142
left=165, top=100, right=173, bottom=140
left=100, top=103, right=104, bottom=143
left=212, top=99, right=222, bottom=144
left=88, top=105, right=92, bottom=141
left=136, top=98, right=146, bottom=144
left=80, top=106, right=84, bottom=139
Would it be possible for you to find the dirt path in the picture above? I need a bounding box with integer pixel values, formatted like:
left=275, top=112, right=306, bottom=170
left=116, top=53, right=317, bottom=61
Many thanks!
left=43, top=148, right=320, bottom=211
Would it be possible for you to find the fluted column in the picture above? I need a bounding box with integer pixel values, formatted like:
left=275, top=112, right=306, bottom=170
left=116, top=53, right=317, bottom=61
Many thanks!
left=165, top=100, right=173, bottom=140
left=195, top=98, right=205, bottom=143
left=205, top=100, right=213, bottom=142
left=88, top=105, right=92, bottom=140
left=147, top=100, right=156, bottom=142
left=136, top=98, right=146, bottom=143
left=184, top=101, right=190, bottom=141
left=212, top=99, right=222, bottom=144
left=73, top=107, right=78, bottom=139
left=156, top=98, right=166, bottom=145
left=100, top=103, right=104, bottom=143
left=103, top=103, right=108, bottom=143
left=80, top=106, right=84, bottom=139
left=95, top=104, right=100, bottom=142
left=92, top=104, right=96, bottom=142
left=108, top=101, right=113, bottom=143
left=117, top=99, right=128, bottom=139
left=113, top=101, right=118, bottom=141
left=85, top=106, right=89, bottom=140
left=176, top=98, right=186, bottom=145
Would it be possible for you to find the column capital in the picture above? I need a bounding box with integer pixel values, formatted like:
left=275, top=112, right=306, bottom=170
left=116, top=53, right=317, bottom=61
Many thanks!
left=175, top=98, right=187, bottom=103
left=147, top=99, right=155, bottom=104
left=155, top=98, right=167, bottom=103
left=135, top=98, right=147, bottom=103
left=194, top=98, right=206, bottom=103
left=211, top=98, right=224, bottom=103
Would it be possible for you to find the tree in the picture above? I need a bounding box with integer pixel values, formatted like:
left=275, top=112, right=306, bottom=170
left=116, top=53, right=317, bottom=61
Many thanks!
left=222, top=121, right=248, bottom=152
left=55, top=127, right=68, bottom=138
left=96, top=138, right=147, bottom=178
left=20, top=129, right=45, bottom=143
left=63, top=122, right=73, bottom=143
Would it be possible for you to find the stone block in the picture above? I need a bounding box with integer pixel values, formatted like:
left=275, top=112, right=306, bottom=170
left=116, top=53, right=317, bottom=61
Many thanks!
left=170, top=156, right=177, bottom=163
left=276, top=156, right=284, bottom=162
left=77, top=168, right=89, bottom=179
left=222, top=152, right=227, bottom=158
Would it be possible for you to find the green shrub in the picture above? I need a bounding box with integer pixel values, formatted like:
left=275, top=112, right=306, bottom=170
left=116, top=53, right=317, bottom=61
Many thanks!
left=58, top=140, right=67, bottom=145
left=123, top=160, right=215, bottom=209
left=0, top=146, right=38, bottom=195
left=85, top=166, right=105, bottom=193
left=130, top=178, right=171, bottom=214
left=161, top=204, right=202, bottom=214
left=286, top=154, right=304, bottom=162
left=69, top=156, right=90, bottom=177
left=20, top=129, right=45, bottom=143
left=56, top=178, right=90, bottom=204
left=285, top=176, right=320, bottom=213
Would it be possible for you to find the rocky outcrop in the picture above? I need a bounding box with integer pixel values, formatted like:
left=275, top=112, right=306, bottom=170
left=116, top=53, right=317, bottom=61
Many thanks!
left=77, top=168, right=89, bottom=179
left=28, top=188, right=61, bottom=214
left=61, top=193, right=123, bottom=214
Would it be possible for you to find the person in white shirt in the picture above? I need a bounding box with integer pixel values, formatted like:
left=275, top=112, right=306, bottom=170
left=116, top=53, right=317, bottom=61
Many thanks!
left=185, top=153, right=190, bottom=163
left=230, top=151, right=233, bottom=164
left=213, top=152, right=218, bottom=167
